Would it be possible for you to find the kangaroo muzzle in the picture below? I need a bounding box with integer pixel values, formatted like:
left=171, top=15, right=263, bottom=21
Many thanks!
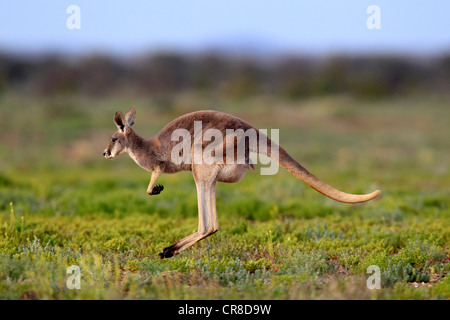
left=103, top=149, right=112, bottom=159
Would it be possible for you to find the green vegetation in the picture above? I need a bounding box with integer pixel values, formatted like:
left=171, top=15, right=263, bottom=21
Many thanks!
left=0, top=91, right=449, bottom=299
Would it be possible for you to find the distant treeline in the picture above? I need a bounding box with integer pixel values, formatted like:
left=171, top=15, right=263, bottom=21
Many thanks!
left=1, top=51, right=449, bottom=98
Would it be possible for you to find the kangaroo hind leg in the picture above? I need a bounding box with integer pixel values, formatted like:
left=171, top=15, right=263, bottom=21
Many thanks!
left=158, top=166, right=218, bottom=258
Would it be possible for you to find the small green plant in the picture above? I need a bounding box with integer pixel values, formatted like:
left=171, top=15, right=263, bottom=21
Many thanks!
left=298, top=223, right=345, bottom=242
left=382, top=260, right=431, bottom=287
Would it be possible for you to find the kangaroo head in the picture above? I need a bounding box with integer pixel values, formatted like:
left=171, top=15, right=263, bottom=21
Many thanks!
left=103, top=106, right=136, bottom=159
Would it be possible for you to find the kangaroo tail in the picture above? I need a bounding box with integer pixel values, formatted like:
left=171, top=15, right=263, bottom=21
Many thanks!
left=255, top=130, right=380, bottom=204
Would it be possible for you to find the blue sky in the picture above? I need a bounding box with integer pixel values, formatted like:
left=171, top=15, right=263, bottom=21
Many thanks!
left=0, top=0, right=449, bottom=56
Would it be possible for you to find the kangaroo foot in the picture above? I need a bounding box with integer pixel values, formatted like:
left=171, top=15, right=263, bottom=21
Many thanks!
left=158, top=243, right=177, bottom=259
left=150, top=184, right=164, bottom=195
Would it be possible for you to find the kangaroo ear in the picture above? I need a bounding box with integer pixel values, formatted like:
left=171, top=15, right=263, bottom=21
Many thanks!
left=114, top=111, right=126, bottom=133
left=125, top=106, right=136, bottom=127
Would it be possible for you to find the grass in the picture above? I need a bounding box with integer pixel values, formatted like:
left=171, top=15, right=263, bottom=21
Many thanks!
left=0, top=91, right=449, bottom=299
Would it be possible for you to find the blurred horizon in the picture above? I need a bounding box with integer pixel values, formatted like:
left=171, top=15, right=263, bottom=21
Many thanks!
left=1, top=1, right=449, bottom=101
left=1, top=1, right=449, bottom=58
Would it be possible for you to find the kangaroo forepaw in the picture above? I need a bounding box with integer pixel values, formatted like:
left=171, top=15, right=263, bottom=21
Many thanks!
left=158, top=244, right=177, bottom=259
left=150, top=184, right=164, bottom=195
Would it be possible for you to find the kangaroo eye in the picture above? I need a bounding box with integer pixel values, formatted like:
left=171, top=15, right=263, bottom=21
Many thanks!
left=112, top=138, right=117, bottom=142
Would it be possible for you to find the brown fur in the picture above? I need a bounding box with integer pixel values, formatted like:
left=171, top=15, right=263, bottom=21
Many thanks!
left=104, top=107, right=380, bottom=258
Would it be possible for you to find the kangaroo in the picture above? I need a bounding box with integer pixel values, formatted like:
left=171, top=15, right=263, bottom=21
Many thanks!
left=103, top=107, right=380, bottom=258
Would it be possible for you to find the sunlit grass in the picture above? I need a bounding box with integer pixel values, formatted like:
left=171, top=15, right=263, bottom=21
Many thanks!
left=0, top=92, right=449, bottom=299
